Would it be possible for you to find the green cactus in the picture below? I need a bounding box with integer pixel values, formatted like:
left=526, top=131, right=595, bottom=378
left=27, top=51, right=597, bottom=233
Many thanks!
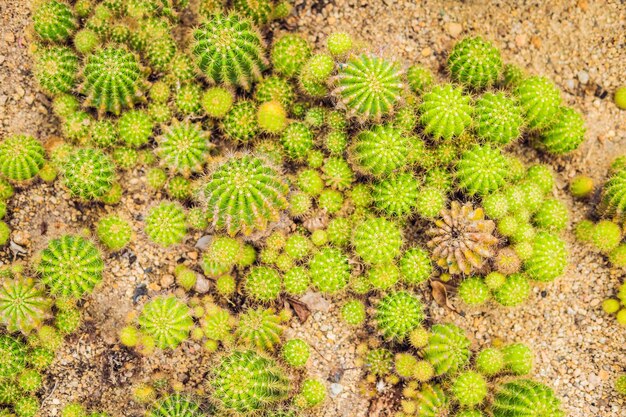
left=0, top=277, right=52, bottom=334
left=524, top=232, right=567, bottom=282
left=62, top=148, right=116, bottom=200
left=538, top=106, right=586, bottom=154
left=156, top=120, right=211, bottom=176
left=27, top=347, right=54, bottom=371
left=236, top=307, right=283, bottom=351
left=415, top=186, right=447, bottom=219
left=175, top=83, right=203, bottom=115
left=475, top=347, right=505, bottom=376
left=138, top=296, right=193, bottom=350
left=209, top=350, right=290, bottom=414
left=334, top=54, right=403, bottom=122
left=407, top=65, right=434, bottom=94
left=202, top=236, right=243, bottom=277
left=18, top=369, right=42, bottom=393
left=55, top=307, right=81, bottom=335
left=414, top=384, right=449, bottom=417
left=322, top=157, right=354, bottom=190
left=192, top=13, right=267, bottom=89
left=89, top=119, right=118, bottom=149
left=283, top=267, right=310, bottom=295
left=232, top=0, right=272, bottom=25
left=0, top=135, right=45, bottom=181
left=514, top=76, right=561, bottom=130
left=456, top=144, right=509, bottom=196
left=301, top=53, right=334, bottom=84
left=96, top=215, right=132, bottom=251
left=493, top=273, right=530, bottom=306
left=201, top=87, right=234, bottom=119
left=600, top=168, right=626, bottom=221
left=418, top=84, right=473, bottom=140
left=282, top=339, right=310, bottom=368
left=34, top=46, right=79, bottom=96
left=258, top=101, right=288, bottom=134
left=74, top=29, right=99, bottom=56
left=145, top=35, right=177, bottom=73
left=118, top=110, right=153, bottom=148
left=0, top=335, right=27, bottom=378
left=144, top=202, right=187, bottom=246
left=375, top=291, right=424, bottom=341
left=255, top=76, right=295, bottom=107
left=80, top=47, right=148, bottom=116
left=353, top=217, right=402, bottom=265
left=33, top=0, right=77, bottom=42
left=451, top=371, right=488, bottom=407
left=326, top=32, right=353, bottom=57
left=423, top=323, right=470, bottom=375
left=502, top=343, right=534, bottom=375
left=372, top=173, right=419, bottom=217
left=270, top=34, right=311, bottom=78
left=447, top=36, right=503, bottom=89
left=340, top=299, right=366, bottom=326
left=533, top=199, right=569, bottom=232
left=147, top=394, right=205, bottom=417
left=349, top=124, right=409, bottom=177
left=458, top=277, right=490, bottom=306
left=51, top=93, right=79, bottom=119
left=367, top=262, right=400, bottom=290
left=38, top=235, right=104, bottom=298
left=569, top=175, right=594, bottom=199
left=280, top=122, right=314, bottom=160
left=221, top=101, right=259, bottom=143
left=203, top=155, right=289, bottom=236
left=491, top=379, right=564, bottom=417
left=399, top=247, right=432, bottom=285
left=525, top=165, right=554, bottom=194
left=295, top=379, right=326, bottom=408
left=616, top=375, right=626, bottom=395
left=309, top=247, right=350, bottom=293
left=15, top=396, right=40, bottom=417
left=245, top=266, right=282, bottom=302
left=473, top=92, right=523, bottom=145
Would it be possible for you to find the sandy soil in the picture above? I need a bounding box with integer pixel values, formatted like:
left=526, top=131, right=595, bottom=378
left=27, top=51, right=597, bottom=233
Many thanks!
left=0, top=0, right=625, bottom=416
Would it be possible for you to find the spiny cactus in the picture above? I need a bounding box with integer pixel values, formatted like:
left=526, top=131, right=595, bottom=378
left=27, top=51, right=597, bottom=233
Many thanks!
left=416, top=186, right=448, bottom=219
left=533, top=199, right=569, bottom=232
left=418, top=84, right=473, bottom=140
left=38, top=235, right=104, bottom=298
left=209, top=350, right=290, bottom=414
left=456, top=144, right=509, bottom=196
left=423, top=323, right=470, bottom=375
left=326, top=32, right=353, bottom=57
left=475, top=347, right=505, bottom=376
left=491, top=379, right=564, bottom=417
left=283, top=267, right=310, bottom=295
left=34, top=46, right=79, bottom=96
left=63, top=148, right=116, bottom=200
left=236, top=307, right=283, bottom=351
left=156, top=120, right=211, bottom=176
left=222, top=101, right=259, bottom=143
left=118, top=110, right=154, bottom=148
left=399, top=247, right=432, bottom=285
left=147, top=394, right=205, bottom=417
left=523, top=232, right=567, bottom=282
left=192, top=13, right=267, bottom=89
left=203, top=155, right=289, bottom=236
left=270, top=34, right=311, bottom=78
left=502, top=343, right=534, bottom=375
left=96, top=215, right=132, bottom=251
left=372, top=173, right=419, bottom=217
left=538, top=106, right=586, bottom=154
left=514, top=76, right=561, bottom=130
left=334, top=54, right=403, bottom=122
left=447, top=36, right=503, bottom=89
left=474, top=92, right=523, bottom=145
left=89, top=119, right=118, bottom=148
left=569, top=175, right=594, bottom=199
left=145, top=202, right=187, bottom=246
left=458, top=276, right=491, bottom=306
left=80, top=47, right=148, bottom=116
left=493, top=273, right=530, bottom=306
left=0, top=276, right=51, bottom=334
left=451, top=371, right=488, bottom=407
left=353, top=217, right=402, bottom=265
left=245, top=266, right=282, bottom=302
left=0, top=134, right=45, bottom=181
left=427, top=201, right=498, bottom=275
left=138, top=296, right=193, bottom=350
left=341, top=299, right=366, bottom=326
left=599, top=168, right=626, bottom=221
left=375, top=291, right=424, bottom=341
left=282, top=339, right=310, bottom=368
left=309, top=247, right=350, bottom=293
left=349, top=124, right=409, bottom=177
left=322, top=157, right=354, bottom=190
left=407, top=65, right=434, bottom=94
left=33, top=0, right=77, bottom=42
left=280, top=122, right=314, bottom=160
left=295, top=379, right=326, bottom=408
left=258, top=100, right=288, bottom=134
left=414, top=384, right=449, bottom=417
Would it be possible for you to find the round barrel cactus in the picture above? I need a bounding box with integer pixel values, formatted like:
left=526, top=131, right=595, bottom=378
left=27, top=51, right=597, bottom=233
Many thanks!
left=0, top=135, right=45, bottom=181
left=447, top=36, right=503, bottom=89
left=491, top=379, right=564, bottom=417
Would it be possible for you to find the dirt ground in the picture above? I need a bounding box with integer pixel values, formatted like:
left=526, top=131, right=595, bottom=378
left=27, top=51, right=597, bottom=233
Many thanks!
left=0, top=0, right=625, bottom=416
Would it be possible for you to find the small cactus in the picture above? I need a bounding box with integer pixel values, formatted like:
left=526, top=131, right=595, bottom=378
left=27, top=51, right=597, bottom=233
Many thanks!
left=193, top=13, right=267, bottom=89
left=236, top=307, right=283, bottom=351
left=502, top=343, right=534, bottom=375
left=138, top=296, right=193, bottom=350
left=491, top=379, right=564, bottom=417
left=295, top=379, right=326, bottom=408
left=407, top=65, right=434, bottom=94
left=62, top=148, right=116, bottom=200
left=156, top=120, right=211, bottom=176
left=458, top=277, right=490, bottom=306
left=96, top=215, right=132, bottom=251
left=414, top=384, right=449, bottom=417
left=353, top=217, right=403, bottom=265
left=475, top=347, right=505, bottom=376
left=599, top=168, right=626, bottom=221
left=309, top=247, right=350, bottom=293
left=0, top=277, right=52, bottom=334
left=349, top=124, right=409, bottom=177
left=258, top=100, right=288, bottom=134
left=538, top=106, right=586, bottom=154
left=473, top=92, right=523, bottom=145
left=493, top=273, right=530, bottom=307
left=202, top=155, right=289, bottom=236
left=270, top=34, right=311, bottom=78
left=280, top=122, right=314, bottom=160
left=147, top=394, right=204, bottom=417
left=255, top=76, right=295, bottom=107
left=222, top=101, right=259, bottom=143
left=334, top=55, right=403, bottom=122
left=209, top=350, right=290, bottom=414
left=202, top=87, right=234, bottom=118
left=418, top=84, right=473, bottom=140
left=423, top=323, right=470, bottom=375
left=447, top=36, right=503, bottom=89
left=118, top=110, right=154, bottom=148
left=533, top=199, right=569, bottom=232
left=523, top=232, right=567, bottom=282
left=514, top=76, right=561, bottom=130
left=415, top=186, right=447, bottom=219
left=456, top=145, right=509, bottom=196
left=341, top=299, right=366, bottom=326
left=282, top=339, right=310, bottom=368
left=34, top=46, right=79, bottom=96
left=569, top=175, right=594, bottom=199
left=451, top=371, right=488, bottom=407
left=326, top=32, right=353, bottom=57
left=144, top=202, right=187, bottom=246
left=33, top=0, right=77, bottom=42
left=38, top=235, right=104, bottom=298
left=399, top=247, right=432, bottom=285
left=0, top=134, right=45, bottom=181
left=322, top=157, right=354, bottom=190
left=245, top=266, right=282, bottom=302
left=375, top=291, right=424, bottom=341
left=372, top=173, right=419, bottom=217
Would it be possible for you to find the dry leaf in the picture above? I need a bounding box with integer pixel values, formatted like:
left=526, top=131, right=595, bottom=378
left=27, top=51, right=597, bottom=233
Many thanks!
left=430, top=280, right=457, bottom=313
left=287, top=297, right=311, bottom=323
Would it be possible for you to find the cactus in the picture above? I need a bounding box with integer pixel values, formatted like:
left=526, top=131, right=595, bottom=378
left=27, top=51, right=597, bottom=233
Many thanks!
left=15, top=396, right=40, bottom=416
left=334, top=55, right=403, bottom=122
left=255, top=76, right=295, bottom=108
left=349, top=124, right=409, bottom=177
left=118, top=110, right=154, bottom=148
left=353, top=217, right=402, bottom=265
left=145, top=35, right=177, bottom=73
left=423, top=323, right=470, bottom=375
left=616, top=375, right=626, bottom=395
left=0, top=134, right=45, bottom=181
left=456, top=145, right=509, bottom=196
left=192, top=13, right=267, bottom=89
left=0, top=335, right=27, bottom=378
left=33, top=0, right=77, bottom=42
left=232, top=0, right=272, bottom=25
left=364, top=348, right=393, bottom=376
left=415, top=186, right=447, bottom=219
left=372, top=173, right=419, bottom=217
left=258, top=100, right=288, bottom=134
left=398, top=247, right=432, bottom=285
left=34, top=46, right=79, bottom=96
left=407, top=65, right=434, bottom=94
left=600, top=168, right=626, bottom=221
left=514, top=76, right=561, bottom=130
left=201, top=87, right=234, bottom=119
left=282, top=339, right=310, bottom=368
left=301, top=53, right=334, bottom=85
left=55, top=307, right=81, bottom=334
left=144, top=202, right=187, bottom=246
left=27, top=346, right=54, bottom=371
left=538, top=106, right=586, bottom=154
left=475, top=347, right=505, bottom=376
left=367, top=263, right=399, bottom=290
left=80, top=47, right=148, bottom=116
left=38, top=235, right=104, bottom=298
left=280, top=122, right=314, bottom=160
left=322, top=157, right=354, bottom=190
left=236, top=307, right=283, bottom=351
left=418, top=84, right=473, bottom=140
left=524, top=232, right=567, bottom=282
left=502, top=343, right=534, bottom=375
left=569, top=175, right=593, bottom=199
left=0, top=277, right=52, bottom=334
left=533, top=199, right=569, bottom=232
left=147, top=394, right=204, bottom=417
left=62, top=148, right=116, bottom=200
left=309, top=247, right=350, bottom=293
left=491, top=379, right=564, bottom=417
left=156, top=120, right=211, bottom=176
left=525, top=165, right=554, bottom=194
left=427, top=201, right=498, bottom=275
left=18, top=369, right=42, bottom=393
left=62, top=110, right=92, bottom=142
left=89, top=120, right=118, bottom=149
left=175, top=83, right=203, bottom=115
left=414, top=384, right=449, bottom=417
left=295, top=379, right=326, bottom=408
left=245, top=266, right=282, bottom=302
left=138, top=296, right=193, bottom=350
left=202, top=236, right=243, bottom=277
left=270, top=34, right=311, bottom=78
left=375, top=291, right=424, bottom=341
left=283, top=267, right=310, bottom=296
left=96, top=215, right=132, bottom=251
left=221, top=101, right=259, bottom=143
left=447, top=37, right=503, bottom=89
left=326, top=32, right=353, bottom=57
left=458, top=277, right=490, bottom=306
left=493, top=273, right=530, bottom=306
left=451, top=371, right=488, bottom=407
left=323, top=131, right=348, bottom=155
left=340, top=299, right=366, bottom=326
left=202, top=155, right=289, bottom=236
left=209, top=350, right=290, bottom=414
left=473, top=92, right=523, bottom=145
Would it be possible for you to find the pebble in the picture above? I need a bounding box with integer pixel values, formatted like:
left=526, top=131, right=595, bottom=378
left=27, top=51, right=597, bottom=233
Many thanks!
left=577, top=70, right=589, bottom=84
left=447, top=22, right=463, bottom=37
left=330, top=383, right=344, bottom=396
left=421, top=47, right=432, bottom=57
